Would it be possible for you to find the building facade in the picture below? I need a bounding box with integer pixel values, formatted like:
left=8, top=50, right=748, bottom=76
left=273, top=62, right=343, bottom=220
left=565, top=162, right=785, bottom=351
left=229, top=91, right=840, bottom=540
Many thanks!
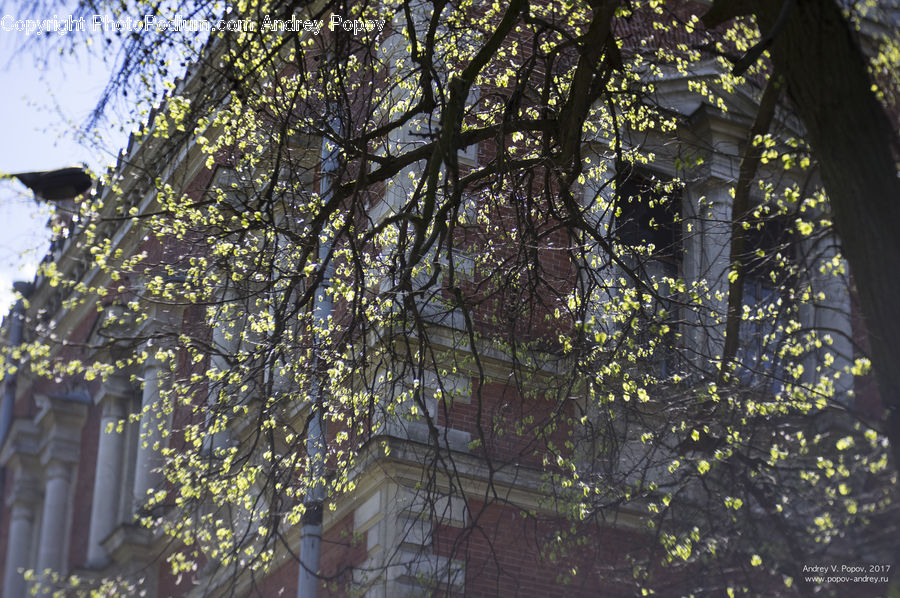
left=0, top=3, right=880, bottom=597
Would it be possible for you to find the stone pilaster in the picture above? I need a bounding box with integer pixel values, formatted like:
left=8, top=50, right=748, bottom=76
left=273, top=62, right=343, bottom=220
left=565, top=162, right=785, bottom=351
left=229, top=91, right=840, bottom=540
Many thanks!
left=86, top=374, right=134, bottom=567
left=35, top=393, right=88, bottom=577
left=133, top=356, right=167, bottom=512
left=682, top=178, right=735, bottom=367
left=1, top=420, right=41, bottom=598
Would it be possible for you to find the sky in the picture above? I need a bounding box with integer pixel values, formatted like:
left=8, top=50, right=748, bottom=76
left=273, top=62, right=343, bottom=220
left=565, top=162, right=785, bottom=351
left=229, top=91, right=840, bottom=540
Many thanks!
left=0, top=20, right=122, bottom=314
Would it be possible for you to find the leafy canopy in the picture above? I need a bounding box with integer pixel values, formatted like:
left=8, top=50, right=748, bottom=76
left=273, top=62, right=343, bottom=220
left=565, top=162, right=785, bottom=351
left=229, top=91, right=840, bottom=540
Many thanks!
left=7, top=0, right=899, bottom=595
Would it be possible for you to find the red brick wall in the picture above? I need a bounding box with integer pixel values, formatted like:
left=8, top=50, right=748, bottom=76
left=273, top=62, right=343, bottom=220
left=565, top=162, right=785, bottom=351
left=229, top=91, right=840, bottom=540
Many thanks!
left=244, top=559, right=298, bottom=597
left=434, top=500, right=652, bottom=598
left=319, top=512, right=368, bottom=598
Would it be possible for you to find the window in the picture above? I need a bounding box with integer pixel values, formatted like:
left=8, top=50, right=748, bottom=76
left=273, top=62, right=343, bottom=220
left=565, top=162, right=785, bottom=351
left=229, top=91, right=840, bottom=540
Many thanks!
left=736, top=217, right=792, bottom=387
left=613, top=167, right=680, bottom=260
left=613, top=166, right=683, bottom=379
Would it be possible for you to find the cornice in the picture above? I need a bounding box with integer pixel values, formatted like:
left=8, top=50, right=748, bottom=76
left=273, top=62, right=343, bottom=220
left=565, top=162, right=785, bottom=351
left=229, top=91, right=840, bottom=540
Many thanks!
left=35, top=392, right=90, bottom=466
left=0, top=418, right=40, bottom=468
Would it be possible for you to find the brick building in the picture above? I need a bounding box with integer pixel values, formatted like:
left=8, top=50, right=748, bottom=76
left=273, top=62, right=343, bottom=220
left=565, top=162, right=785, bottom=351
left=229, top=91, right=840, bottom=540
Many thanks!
left=0, top=3, right=871, bottom=597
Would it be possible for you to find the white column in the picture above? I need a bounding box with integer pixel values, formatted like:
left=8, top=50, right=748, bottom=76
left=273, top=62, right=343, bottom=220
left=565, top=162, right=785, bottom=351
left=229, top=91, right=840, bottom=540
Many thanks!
left=133, top=358, right=166, bottom=511
left=206, top=321, right=235, bottom=455
left=33, top=393, right=88, bottom=580
left=36, top=460, right=73, bottom=574
left=2, top=458, right=40, bottom=598
left=86, top=383, right=130, bottom=567
left=806, top=232, right=854, bottom=396
left=5, top=502, right=37, bottom=597
left=683, top=182, right=732, bottom=362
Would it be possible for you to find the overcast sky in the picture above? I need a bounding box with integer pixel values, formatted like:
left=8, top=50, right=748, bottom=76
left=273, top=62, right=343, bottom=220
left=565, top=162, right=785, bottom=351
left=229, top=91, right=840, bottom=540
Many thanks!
left=0, top=23, right=121, bottom=313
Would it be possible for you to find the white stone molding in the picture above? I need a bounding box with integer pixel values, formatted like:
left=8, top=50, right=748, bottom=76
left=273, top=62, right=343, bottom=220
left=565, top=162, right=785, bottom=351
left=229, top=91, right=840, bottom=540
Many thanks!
left=87, top=374, right=136, bottom=568
left=34, top=393, right=88, bottom=579
left=1, top=420, right=41, bottom=598
left=132, top=355, right=168, bottom=513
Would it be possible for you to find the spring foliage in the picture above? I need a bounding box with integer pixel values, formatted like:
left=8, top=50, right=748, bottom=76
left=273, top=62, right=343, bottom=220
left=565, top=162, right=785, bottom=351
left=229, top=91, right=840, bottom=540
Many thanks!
left=7, top=0, right=900, bottom=595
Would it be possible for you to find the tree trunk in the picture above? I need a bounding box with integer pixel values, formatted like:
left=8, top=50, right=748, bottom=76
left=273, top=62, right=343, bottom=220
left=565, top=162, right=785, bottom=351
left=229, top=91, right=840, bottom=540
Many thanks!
left=754, top=0, right=900, bottom=467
